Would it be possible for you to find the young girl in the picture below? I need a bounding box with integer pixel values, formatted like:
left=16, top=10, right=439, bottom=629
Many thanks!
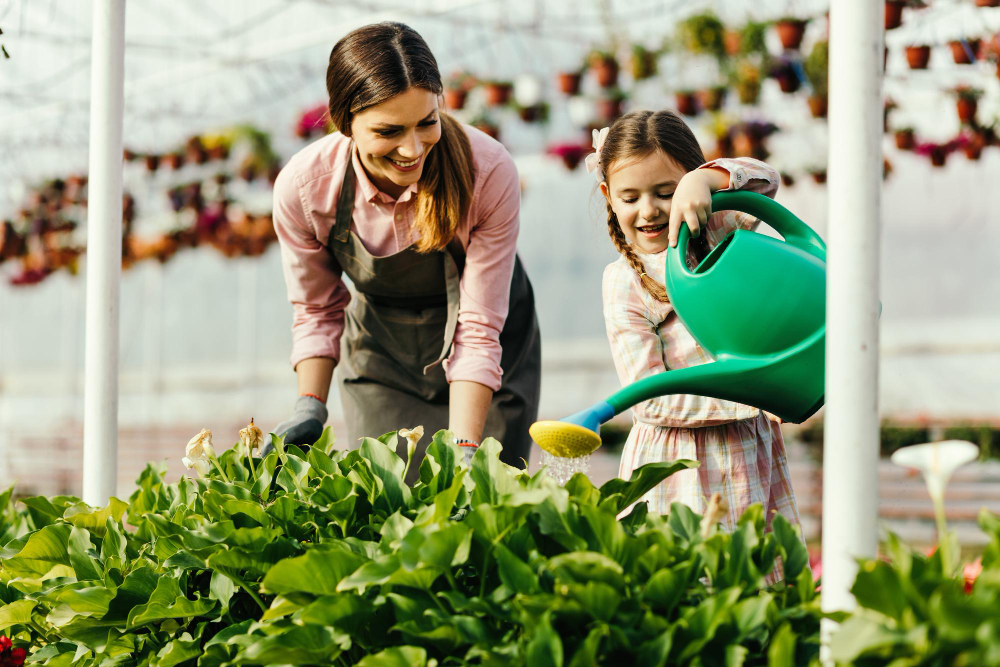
left=591, top=110, right=802, bottom=553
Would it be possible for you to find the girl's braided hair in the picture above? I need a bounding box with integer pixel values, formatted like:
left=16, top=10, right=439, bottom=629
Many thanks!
left=600, top=109, right=708, bottom=302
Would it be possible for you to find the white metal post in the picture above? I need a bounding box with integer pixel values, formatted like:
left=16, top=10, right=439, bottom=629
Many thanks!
left=83, top=0, right=126, bottom=506
left=821, top=0, right=883, bottom=652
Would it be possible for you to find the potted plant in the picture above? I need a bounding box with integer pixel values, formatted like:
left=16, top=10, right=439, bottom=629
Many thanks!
left=724, top=28, right=743, bottom=56
left=808, top=167, right=828, bottom=184
left=741, top=20, right=770, bottom=57
left=953, top=86, right=983, bottom=124
left=780, top=172, right=796, bottom=187
left=885, top=1, right=905, bottom=30
left=894, top=127, right=916, bottom=150
left=471, top=114, right=500, bottom=140
left=771, top=57, right=801, bottom=93
left=444, top=71, right=476, bottom=110
left=546, top=141, right=589, bottom=170
left=556, top=69, right=583, bottom=95
left=950, top=38, right=981, bottom=64
left=775, top=17, right=808, bottom=50
left=589, top=50, right=619, bottom=88
left=143, top=154, right=160, bottom=172
left=697, top=85, right=728, bottom=111
left=978, top=0, right=1000, bottom=6
left=680, top=11, right=726, bottom=58
left=916, top=141, right=950, bottom=167
left=163, top=152, right=184, bottom=170
left=675, top=89, right=699, bottom=116
left=905, top=44, right=932, bottom=69
left=734, top=60, right=762, bottom=104
left=514, top=101, right=549, bottom=123
left=630, top=44, right=658, bottom=80
left=482, top=80, right=513, bottom=106
left=804, top=40, right=828, bottom=118
left=961, top=130, right=987, bottom=160
left=596, top=88, right=628, bottom=121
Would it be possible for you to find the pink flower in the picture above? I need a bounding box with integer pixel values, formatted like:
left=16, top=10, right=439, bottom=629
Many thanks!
left=964, top=558, right=983, bottom=594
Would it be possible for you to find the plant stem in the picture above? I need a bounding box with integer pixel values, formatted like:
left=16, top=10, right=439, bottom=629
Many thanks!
left=209, top=455, right=231, bottom=483
left=247, top=452, right=258, bottom=481
left=933, top=495, right=952, bottom=575
left=230, top=575, right=267, bottom=613
left=29, top=619, right=55, bottom=644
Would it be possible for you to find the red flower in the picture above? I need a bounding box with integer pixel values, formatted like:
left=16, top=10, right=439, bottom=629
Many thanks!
left=964, top=558, right=983, bottom=594
left=0, top=637, right=10, bottom=652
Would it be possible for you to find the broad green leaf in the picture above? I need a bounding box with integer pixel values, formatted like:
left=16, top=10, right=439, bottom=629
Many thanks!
left=730, top=593, right=773, bottom=638
left=360, top=437, right=412, bottom=512
left=262, top=544, right=366, bottom=596
left=567, top=625, right=609, bottom=667
left=209, top=570, right=236, bottom=611
left=20, top=495, right=80, bottom=527
left=668, top=502, right=702, bottom=544
left=495, top=543, right=539, bottom=595
left=68, top=527, right=104, bottom=582
left=101, top=517, right=126, bottom=565
left=567, top=581, right=620, bottom=623
left=63, top=498, right=128, bottom=537
left=153, top=632, right=201, bottom=667
left=236, top=624, right=349, bottom=664
left=851, top=560, right=908, bottom=621
left=771, top=514, right=809, bottom=581
left=636, top=627, right=673, bottom=666
left=312, top=425, right=336, bottom=456
left=44, top=585, right=115, bottom=626
left=220, top=498, right=270, bottom=527
left=725, top=644, right=749, bottom=667
left=767, top=623, right=797, bottom=667
left=127, top=576, right=216, bottom=628
left=1, top=523, right=72, bottom=577
left=526, top=613, right=563, bottom=667
left=470, top=438, right=520, bottom=506
left=206, top=538, right=300, bottom=578
left=828, top=615, right=908, bottom=663
left=418, top=524, right=472, bottom=570
left=355, top=646, right=427, bottom=667
left=0, top=598, right=35, bottom=632
left=643, top=567, right=685, bottom=616
left=296, top=593, right=374, bottom=635
left=676, top=587, right=743, bottom=661
left=104, top=565, right=159, bottom=622
left=548, top=551, right=625, bottom=590
left=598, top=460, right=698, bottom=513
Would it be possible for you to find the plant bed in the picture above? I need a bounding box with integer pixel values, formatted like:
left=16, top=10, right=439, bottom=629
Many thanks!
left=0, top=427, right=822, bottom=665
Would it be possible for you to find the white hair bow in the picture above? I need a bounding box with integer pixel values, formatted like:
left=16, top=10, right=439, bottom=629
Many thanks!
left=584, top=126, right=609, bottom=183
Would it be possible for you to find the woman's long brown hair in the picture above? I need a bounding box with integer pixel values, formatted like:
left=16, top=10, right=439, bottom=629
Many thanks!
left=600, top=109, right=707, bottom=302
left=326, top=22, right=474, bottom=253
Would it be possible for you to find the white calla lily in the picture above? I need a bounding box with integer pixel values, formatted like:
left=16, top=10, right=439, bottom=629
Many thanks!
left=891, top=439, right=979, bottom=574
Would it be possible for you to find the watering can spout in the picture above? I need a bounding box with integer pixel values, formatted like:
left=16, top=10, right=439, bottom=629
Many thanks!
left=531, top=191, right=834, bottom=458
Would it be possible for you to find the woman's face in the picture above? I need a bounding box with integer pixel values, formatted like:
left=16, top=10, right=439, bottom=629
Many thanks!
left=601, top=150, right=687, bottom=255
left=350, top=87, right=442, bottom=198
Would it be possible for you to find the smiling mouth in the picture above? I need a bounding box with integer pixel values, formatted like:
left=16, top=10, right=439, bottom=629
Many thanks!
left=386, top=155, right=421, bottom=168
left=636, top=223, right=667, bottom=236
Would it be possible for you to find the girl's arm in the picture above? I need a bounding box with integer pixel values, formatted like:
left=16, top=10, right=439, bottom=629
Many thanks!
left=695, top=157, right=781, bottom=244
left=602, top=263, right=757, bottom=428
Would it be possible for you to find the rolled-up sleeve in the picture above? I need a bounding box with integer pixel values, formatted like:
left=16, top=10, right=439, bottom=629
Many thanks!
left=698, top=157, right=780, bottom=244
left=442, top=148, right=520, bottom=391
left=272, top=168, right=351, bottom=369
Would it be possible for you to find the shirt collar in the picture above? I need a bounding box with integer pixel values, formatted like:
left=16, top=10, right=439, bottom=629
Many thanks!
left=351, top=144, right=419, bottom=205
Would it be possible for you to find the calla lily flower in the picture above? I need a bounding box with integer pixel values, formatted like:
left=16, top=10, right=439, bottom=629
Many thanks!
left=890, top=439, right=979, bottom=575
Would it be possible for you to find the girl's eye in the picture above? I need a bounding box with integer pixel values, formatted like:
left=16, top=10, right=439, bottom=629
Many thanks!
left=621, top=197, right=637, bottom=204
left=376, top=129, right=398, bottom=137
left=657, top=192, right=674, bottom=200
left=419, top=119, right=439, bottom=128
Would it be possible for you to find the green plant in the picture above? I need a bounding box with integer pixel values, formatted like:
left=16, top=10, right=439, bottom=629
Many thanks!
left=803, top=40, right=829, bottom=99
left=740, top=20, right=770, bottom=56
left=952, top=85, right=984, bottom=102
left=680, top=11, right=727, bottom=59
left=0, top=426, right=822, bottom=665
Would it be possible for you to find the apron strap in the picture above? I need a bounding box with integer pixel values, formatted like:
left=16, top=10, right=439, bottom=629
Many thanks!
left=331, top=150, right=357, bottom=244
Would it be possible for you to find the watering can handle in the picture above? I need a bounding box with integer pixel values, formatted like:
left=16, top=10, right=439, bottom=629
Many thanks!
left=671, top=191, right=826, bottom=276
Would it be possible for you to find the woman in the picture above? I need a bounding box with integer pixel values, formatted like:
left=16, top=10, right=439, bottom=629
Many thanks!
left=265, top=22, right=541, bottom=481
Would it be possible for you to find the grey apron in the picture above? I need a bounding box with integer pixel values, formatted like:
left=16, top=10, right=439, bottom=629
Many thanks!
left=328, top=157, right=541, bottom=483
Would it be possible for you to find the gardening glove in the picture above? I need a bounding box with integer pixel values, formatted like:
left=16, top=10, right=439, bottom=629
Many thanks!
left=260, top=395, right=328, bottom=456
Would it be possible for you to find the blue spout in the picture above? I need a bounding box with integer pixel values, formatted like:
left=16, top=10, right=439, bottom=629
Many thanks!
left=563, top=401, right=616, bottom=434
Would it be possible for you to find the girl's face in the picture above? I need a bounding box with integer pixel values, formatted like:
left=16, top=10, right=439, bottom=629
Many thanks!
left=350, top=87, right=442, bottom=198
left=601, top=149, right=687, bottom=255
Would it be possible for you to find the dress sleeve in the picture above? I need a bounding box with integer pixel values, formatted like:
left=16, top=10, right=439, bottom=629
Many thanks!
left=443, top=145, right=520, bottom=392
left=272, top=167, right=352, bottom=369
left=697, top=157, right=781, bottom=245
left=602, top=263, right=756, bottom=428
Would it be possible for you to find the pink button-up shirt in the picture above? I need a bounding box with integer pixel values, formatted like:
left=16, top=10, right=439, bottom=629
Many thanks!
left=272, top=126, right=521, bottom=392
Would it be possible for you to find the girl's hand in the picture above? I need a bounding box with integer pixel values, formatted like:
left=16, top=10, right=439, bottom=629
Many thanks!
left=668, top=167, right=730, bottom=247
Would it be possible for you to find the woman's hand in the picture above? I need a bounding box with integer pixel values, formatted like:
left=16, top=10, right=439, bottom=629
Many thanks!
left=668, top=166, right=730, bottom=247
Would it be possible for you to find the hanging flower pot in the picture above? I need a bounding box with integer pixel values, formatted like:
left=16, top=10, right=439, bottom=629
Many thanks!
left=926, top=145, right=948, bottom=167
left=472, top=120, right=500, bottom=140
left=905, top=45, right=931, bottom=69
left=482, top=81, right=513, bottom=106
left=809, top=169, right=827, bottom=184
left=164, top=152, right=184, bottom=170
left=964, top=138, right=984, bottom=161
left=957, top=98, right=978, bottom=124
left=546, top=143, right=587, bottom=170
left=885, top=1, right=905, bottom=30
left=596, top=95, right=626, bottom=121
left=735, top=61, right=762, bottom=104
left=144, top=154, right=160, bottom=172
left=724, top=29, right=743, bottom=56
left=950, top=39, right=980, bottom=64
left=589, top=52, right=620, bottom=88
left=123, top=148, right=137, bottom=161
left=444, top=88, right=468, bottom=110
left=771, top=59, right=801, bottom=93
left=775, top=18, right=808, bottom=50
left=696, top=86, right=728, bottom=111
left=808, top=95, right=828, bottom=118
left=894, top=128, right=915, bottom=150
left=780, top=172, right=796, bottom=187
left=517, top=103, right=549, bottom=123
left=630, top=45, right=658, bottom=80
left=207, top=144, right=229, bottom=161
left=557, top=71, right=582, bottom=95
left=977, top=0, right=1000, bottom=7
left=675, top=91, right=699, bottom=116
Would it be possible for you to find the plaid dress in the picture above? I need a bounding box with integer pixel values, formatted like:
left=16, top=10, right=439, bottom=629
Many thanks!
left=602, top=158, right=802, bottom=569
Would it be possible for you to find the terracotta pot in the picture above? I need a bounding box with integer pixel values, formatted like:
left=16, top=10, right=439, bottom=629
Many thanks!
left=950, top=40, right=980, bottom=64
left=964, top=142, right=984, bottom=160
left=518, top=105, right=542, bottom=122
left=592, top=58, right=619, bottom=88
left=473, top=122, right=499, bottom=140
left=483, top=82, right=512, bottom=106
left=444, top=88, right=467, bottom=110
left=776, top=71, right=800, bottom=93
left=808, top=95, right=828, bottom=118
left=144, top=154, right=160, bottom=172
left=894, top=129, right=915, bottom=151
left=977, top=0, right=1000, bottom=7
left=885, top=1, right=904, bottom=30
left=957, top=98, right=978, bottom=124
left=775, top=19, right=807, bottom=50
left=724, top=30, right=743, bottom=56
left=596, top=97, right=624, bottom=121
left=737, top=81, right=761, bottom=105
left=696, top=87, right=727, bottom=111
left=207, top=145, right=229, bottom=161
left=810, top=170, right=827, bottom=184
left=928, top=147, right=947, bottom=167
left=557, top=71, right=582, bottom=95
left=905, top=45, right=931, bottom=69
left=780, top=172, right=796, bottom=187
left=561, top=153, right=582, bottom=170
left=675, top=92, right=698, bottom=116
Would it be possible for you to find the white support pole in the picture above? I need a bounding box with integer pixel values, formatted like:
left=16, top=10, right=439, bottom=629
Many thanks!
left=82, top=0, right=126, bottom=506
left=821, top=0, right=883, bottom=654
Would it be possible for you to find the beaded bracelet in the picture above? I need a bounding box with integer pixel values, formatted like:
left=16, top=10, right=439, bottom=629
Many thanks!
left=299, top=392, right=325, bottom=403
left=456, top=439, right=479, bottom=448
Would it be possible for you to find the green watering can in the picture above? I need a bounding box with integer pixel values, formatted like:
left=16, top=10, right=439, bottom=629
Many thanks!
left=530, top=191, right=827, bottom=457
